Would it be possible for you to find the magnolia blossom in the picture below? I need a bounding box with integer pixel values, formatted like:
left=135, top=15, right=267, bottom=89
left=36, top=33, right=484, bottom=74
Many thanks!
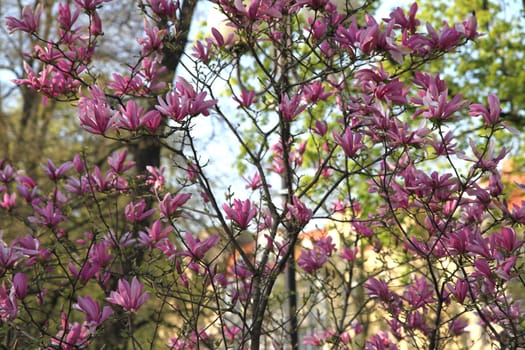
left=52, top=313, right=91, bottom=350
left=106, top=276, right=150, bottom=313
left=6, top=4, right=42, bottom=33
left=78, top=86, right=115, bottom=135
left=222, top=199, right=257, bottom=229
left=159, top=192, right=192, bottom=218
left=12, top=273, right=27, bottom=300
left=279, top=93, right=306, bottom=122
left=180, top=232, right=220, bottom=260
left=298, top=236, right=336, bottom=274
left=286, top=196, right=312, bottom=226
left=138, top=220, right=173, bottom=247
left=469, top=93, right=501, bottom=126
left=333, top=129, right=363, bottom=157
left=73, top=295, right=114, bottom=330
left=0, top=284, right=17, bottom=321
left=124, top=199, right=155, bottom=223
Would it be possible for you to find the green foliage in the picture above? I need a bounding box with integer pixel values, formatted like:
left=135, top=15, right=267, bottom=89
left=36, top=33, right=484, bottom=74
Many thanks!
left=418, top=0, right=525, bottom=124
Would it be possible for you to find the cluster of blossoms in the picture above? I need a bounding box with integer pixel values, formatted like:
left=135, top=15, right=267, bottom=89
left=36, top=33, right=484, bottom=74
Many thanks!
left=2, top=0, right=524, bottom=349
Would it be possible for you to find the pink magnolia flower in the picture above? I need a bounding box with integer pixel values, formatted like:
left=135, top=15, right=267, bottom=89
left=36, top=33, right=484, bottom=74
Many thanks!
left=14, top=234, right=52, bottom=264
left=72, top=153, right=86, bottom=173
left=57, top=3, right=80, bottom=30
left=469, top=94, right=501, bottom=126
left=107, top=73, right=144, bottom=96
left=411, top=71, right=447, bottom=94
left=222, top=199, right=257, bottom=229
left=413, top=89, right=468, bottom=122
left=0, top=243, right=22, bottom=270
left=279, top=93, right=306, bottom=122
left=104, top=230, right=136, bottom=249
left=298, top=236, right=336, bottom=273
left=90, top=11, right=103, bottom=35
left=461, top=14, right=479, bottom=40
left=302, top=81, right=331, bottom=103
left=241, top=172, right=266, bottom=190
left=145, top=165, right=165, bottom=192
left=494, top=227, right=523, bottom=253
left=78, top=86, right=115, bottom=135
left=232, top=0, right=282, bottom=21
left=357, top=15, right=380, bottom=54
left=142, top=110, right=162, bottom=132
left=388, top=3, right=420, bottom=34
left=52, top=313, right=91, bottom=350
left=88, top=241, right=114, bottom=267
left=402, top=277, right=434, bottom=308
left=41, top=159, right=73, bottom=181
left=107, top=150, right=135, bottom=174
left=333, top=129, right=363, bottom=157
left=495, top=256, right=517, bottom=281
left=291, top=0, right=329, bottom=11
left=365, top=331, right=398, bottom=350
left=298, top=247, right=327, bottom=274
left=340, top=330, right=352, bottom=345
left=159, top=192, right=192, bottom=218
left=73, top=295, right=114, bottom=330
left=68, top=261, right=100, bottom=282
left=124, top=199, right=155, bottom=223
left=6, top=4, right=42, bottom=33
left=222, top=325, right=241, bottom=343
left=168, top=336, right=194, bottom=350
left=374, top=79, right=408, bottom=105
left=510, top=200, right=525, bottom=224
left=303, top=332, right=323, bottom=346
left=210, top=27, right=234, bottom=48
left=192, top=40, right=213, bottom=63
left=137, top=21, right=165, bottom=54
left=106, top=276, right=150, bottom=312
left=459, top=138, right=507, bottom=172
left=140, top=56, right=167, bottom=92
left=407, top=311, right=429, bottom=335
left=311, top=120, right=328, bottom=136
left=148, top=0, right=178, bottom=18
left=12, top=63, right=71, bottom=100
left=176, top=77, right=217, bottom=117
left=74, top=0, right=111, bottom=11
left=156, top=90, right=186, bottom=122
left=12, top=272, right=27, bottom=299
left=0, top=284, right=17, bottom=321
left=0, top=192, right=17, bottom=210
left=448, top=318, right=468, bottom=336
left=308, top=17, right=328, bottom=41
left=365, top=277, right=392, bottom=302
left=416, top=21, right=462, bottom=52
left=352, top=221, right=374, bottom=238
left=286, top=196, right=312, bottom=226
left=17, top=183, right=39, bottom=204
left=340, top=246, right=358, bottom=262
left=138, top=220, right=173, bottom=247
left=473, top=259, right=492, bottom=281
left=234, top=88, right=258, bottom=108
left=488, top=172, right=503, bottom=197
left=0, top=164, right=15, bottom=184
left=116, top=100, right=148, bottom=131
left=88, top=166, right=124, bottom=191
left=180, top=232, right=220, bottom=260
left=186, top=163, right=199, bottom=182
left=156, top=238, right=177, bottom=260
